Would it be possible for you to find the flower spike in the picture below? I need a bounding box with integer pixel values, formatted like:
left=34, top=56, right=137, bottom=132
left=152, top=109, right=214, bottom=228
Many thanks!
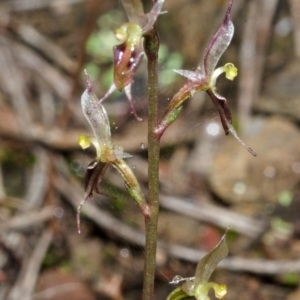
left=156, top=0, right=256, bottom=156
left=77, top=70, right=149, bottom=234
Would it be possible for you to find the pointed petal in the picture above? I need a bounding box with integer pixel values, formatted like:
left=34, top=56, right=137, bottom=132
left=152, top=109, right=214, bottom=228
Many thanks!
left=206, top=89, right=232, bottom=135
left=226, top=122, right=257, bottom=156
left=202, top=0, right=234, bottom=77
left=194, top=231, right=229, bottom=285
left=124, top=83, right=143, bottom=121
left=142, top=0, right=165, bottom=32
left=113, top=144, right=133, bottom=159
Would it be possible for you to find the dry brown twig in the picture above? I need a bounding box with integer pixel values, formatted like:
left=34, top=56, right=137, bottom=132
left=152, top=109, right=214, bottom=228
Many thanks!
left=6, top=22, right=77, bottom=74
left=237, top=0, right=279, bottom=132
left=6, top=229, right=53, bottom=300
left=55, top=164, right=300, bottom=275
left=0, top=207, right=55, bottom=233
left=159, top=195, right=266, bottom=238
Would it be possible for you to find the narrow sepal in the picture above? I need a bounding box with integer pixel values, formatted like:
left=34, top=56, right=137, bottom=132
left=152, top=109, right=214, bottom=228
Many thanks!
left=193, top=231, right=229, bottom=286
left=77, top=161, right=108, bottom=234
left=202, top=0, right=234, bottom=77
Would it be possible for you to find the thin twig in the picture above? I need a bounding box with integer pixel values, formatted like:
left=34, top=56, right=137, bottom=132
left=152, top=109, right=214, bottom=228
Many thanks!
left=32, top=283, right=85, bottom=300
left=25, top=148, right=49, bottom=208
left=0, top=207, right=55, bottom=232
left=237, top=0, right=278, bottom=132
left=0, top=164, right=6, bottom=199
left=55, top=171, right=300, bottom=275
left=8, top=0, right=87, bottom=12
left=6, top=229, right=53, bottom=300
left=288, top=0, right=300, bottom=58
left=0, top=36, right=34, bottom=137
left=7, top=22, right=77, bottom=74
left=159, top=195, right=266, bottom=238
left=15, top=42, right=71, bottom=99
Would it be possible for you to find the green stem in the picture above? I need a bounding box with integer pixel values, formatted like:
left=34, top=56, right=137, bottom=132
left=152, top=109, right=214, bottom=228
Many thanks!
left=143, top=27, right=160, bottom=300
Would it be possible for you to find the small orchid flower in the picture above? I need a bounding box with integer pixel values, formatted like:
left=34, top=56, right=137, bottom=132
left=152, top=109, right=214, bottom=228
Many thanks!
left=77, top=70, right=149, bottom=234
left=167, top=231, right=229, bottom=300
left=156, top=0, right=256, bottom=156
left=98, top=0, right=165, bottom=121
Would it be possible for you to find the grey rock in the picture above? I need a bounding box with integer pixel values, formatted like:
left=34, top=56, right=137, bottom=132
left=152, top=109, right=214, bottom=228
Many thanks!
left=208, top=117, right=300, bottom=206
left=255, top=62, right=300, bottom=120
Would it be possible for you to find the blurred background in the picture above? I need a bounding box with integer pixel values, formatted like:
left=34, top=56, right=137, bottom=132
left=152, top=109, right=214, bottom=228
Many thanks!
left=0, top=0, right=300, bottom=299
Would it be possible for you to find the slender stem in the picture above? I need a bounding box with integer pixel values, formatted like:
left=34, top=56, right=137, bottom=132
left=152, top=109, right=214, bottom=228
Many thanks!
left=143, top=27, right=160, bottom=300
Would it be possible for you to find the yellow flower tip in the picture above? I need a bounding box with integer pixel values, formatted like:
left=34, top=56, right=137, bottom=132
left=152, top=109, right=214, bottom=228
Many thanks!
left=224, top=63, right=237, bottom=81
left=115, top=23, right=143, bottom=43
left=115, top=24, right=128, bottom=41
left=214, top=284, right=227, bottom=299
left=78, top=135, right=91, bottom=149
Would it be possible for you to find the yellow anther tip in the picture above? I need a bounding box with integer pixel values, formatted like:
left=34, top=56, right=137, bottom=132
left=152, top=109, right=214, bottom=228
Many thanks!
left=224, top=63, right=237, bottom=81
left=78, top=135, right=91, bottom=149
left=215, top=284, right=227, bottom=299
left=115, top=25, right=128, bottom=41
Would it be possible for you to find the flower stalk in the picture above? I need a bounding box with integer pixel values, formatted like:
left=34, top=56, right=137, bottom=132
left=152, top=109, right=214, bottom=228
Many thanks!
left=143, top=26, right=160, bottom=300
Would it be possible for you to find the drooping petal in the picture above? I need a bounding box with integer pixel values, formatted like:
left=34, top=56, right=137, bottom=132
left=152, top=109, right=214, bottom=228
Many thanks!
left=77, top=161, right=108, bottom=234
left=207, top=88, right=232, bottom=134
left=226, top=121, right=257, bottom=156
left=202, top=0, right=234, bottom=77
left=84, top=160, right=107, bottom=192
left=207, top=89, right=257, bottom=156
left=124, top=83, right=143, bottom=121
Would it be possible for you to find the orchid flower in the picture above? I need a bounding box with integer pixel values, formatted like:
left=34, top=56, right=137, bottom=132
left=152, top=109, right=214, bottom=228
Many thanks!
left=167, top=231, right=229, bottom=300
left=77, top=70, right=149, bottom=234
left=98, top=0, right=165, bottom=121
left=156, top=0, right=256, bottom=156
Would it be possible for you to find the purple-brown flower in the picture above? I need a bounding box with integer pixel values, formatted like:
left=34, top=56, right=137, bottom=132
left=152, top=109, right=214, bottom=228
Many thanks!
left=156, top=0, right=256, bottom=156
left=99, top=0, right=165, bottom=121
left=77, top=70, right=149, bottom=234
